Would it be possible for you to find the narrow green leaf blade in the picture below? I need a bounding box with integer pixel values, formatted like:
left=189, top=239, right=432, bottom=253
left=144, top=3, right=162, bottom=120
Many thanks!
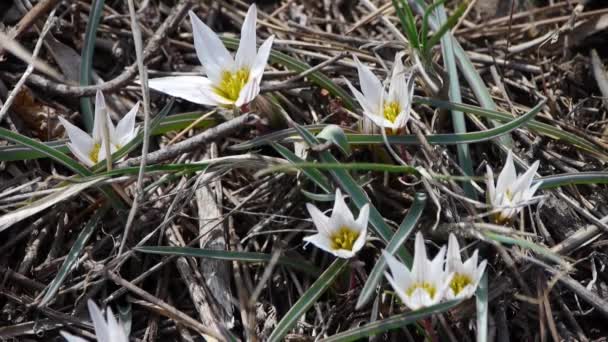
left=320, top=300, right=462, bottom=342
left=269, top=258, right=349, bottom=342
left=356, top=193, right=427, bottom=309
left=135, top=246, right=319, bottom=276
left=271, top=142, right=333, bottom=193
left=79, top=0, right=105, bottom=131
left=38, top=205, right=110, bottom=307
left=476, top=271, right=489, bottom=342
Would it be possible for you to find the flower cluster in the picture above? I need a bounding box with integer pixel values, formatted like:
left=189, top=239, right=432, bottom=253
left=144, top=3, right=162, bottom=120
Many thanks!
left=61, top=300, right=129, bottom=342
left=383, top=233, right=487, bottom=310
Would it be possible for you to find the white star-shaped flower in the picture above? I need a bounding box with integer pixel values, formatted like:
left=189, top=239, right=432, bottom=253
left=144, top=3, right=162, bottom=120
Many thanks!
left=61, top=300, right=129, bottom=342
left=345, top=53, right=414, bottom=133
left=444, top=233, right=487, bottom=300
left=486, top=150, right=542, bottom=223
left=147, top=4, right=274, bottom=108
left=58, top=90, right=139, bottom=167
left=304, top=189, right=369, bottom=259
left=383, top=232, right=451, bottom=310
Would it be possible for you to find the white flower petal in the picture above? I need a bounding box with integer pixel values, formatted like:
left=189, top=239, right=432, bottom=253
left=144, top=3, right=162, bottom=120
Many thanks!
left=351, top=224, right=367, bottom=253
left=362, top=110, right=397, bottom=129
left=496, top=150, right=517, bottom=194
left=87, top=300, right=110, bottom=342
left=446, top=233, right=462, bottom=272
left=382, top=250, right=413, bottom=286
left=303, top=233, right=337, bottom=256
left=93, top=90, right=107, bottom=142
left=525, top=181, right=542, bottom=201
left=345, top=78, right=380, bottom=119
left=333, top=249, right=357, bottom=259
left=355, top=204, right=370, bottom=231
left=306, top=203, right=332, bottom=237
left=66, top=142, right=95, bottom=167
left=251, top=35, right=275, bottom=80
left=384, top=271, right=413, bottom=307
left=235, top=4, right=257, bottom=70
left=331, top=188, right=355, bottom=226
left=411, top=232, right=427, bottom=277
left=387, top=53, right=406, bottom=103
left=189, top=11, right=233, bottom=83
left=235, top=76, right=260, bottom=107
left=59, top=117, right=95, bottom=152
left=60, top=331, right=88, bottom=342
left=96, top=139, right=117, bottom=164
left=512, top=160, right=539, bottom=195
left=115, top=102, right=139, bottom=147
left=353, top=55, right=383, bottom=112
left=148, top=76, right=232, bottom=106
left=485, top=165, right=496, bottom=205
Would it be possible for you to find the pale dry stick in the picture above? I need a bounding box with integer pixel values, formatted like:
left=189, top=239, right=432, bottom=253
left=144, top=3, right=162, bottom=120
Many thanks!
left=450, top=0, right=477, bottom=33
left=21, top=0, right=192, bottom=97
left=118, top=0, right=153, bottom=256
left=276, top=52, right=346, bottom=87
left=105, top=271, right=225, bottom=340
left=345, top=1, right=392, bottom=35
left=0, top=9, right=56, bottom=123
left=118, top=113, right=259, bottom=167
left=358, top=0, right=407, bottom=44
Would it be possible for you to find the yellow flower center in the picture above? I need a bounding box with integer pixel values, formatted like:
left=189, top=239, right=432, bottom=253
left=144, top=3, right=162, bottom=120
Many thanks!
left=89, top=143, right=101, bottom=164
left=405, top=282, right=437, bottom=299
left=449, top=273, right=473, bottom=296
left=330, top=227, right=359, bottom=251
left=214, top=68, right=251, bottom=102
left=383, top=101, right=401, bottom=123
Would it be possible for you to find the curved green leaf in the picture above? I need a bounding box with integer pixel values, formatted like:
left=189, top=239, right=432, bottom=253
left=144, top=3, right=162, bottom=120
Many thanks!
left=135, top=246, right=319, bottom=276
left=320, top=300, right=462, bottom=341
left=269, top=259, right=349, bottom=342
left=271, top=142, right=333, bottom=193
left=38, top=205, right=110, bottom=307
left=79, top=0, right=105, bottom=131
left=356, top=193, right=426, bottom=309
left=536, top=172, right=608, bottom=189
left=317, top=124, right=352, bottom=156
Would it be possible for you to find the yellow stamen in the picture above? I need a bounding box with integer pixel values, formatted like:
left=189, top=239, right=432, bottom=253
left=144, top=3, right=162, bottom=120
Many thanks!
left=449, top=273, right=473, bottom=296
left=330, top=227, right=359, bottom=251
left=405, top=282, right=437, bottom=298
left=89, top=143, right=101, bottom=164
left=383, top=101, right=401, bottom=123
left=214, top=68, right=251, bottom=102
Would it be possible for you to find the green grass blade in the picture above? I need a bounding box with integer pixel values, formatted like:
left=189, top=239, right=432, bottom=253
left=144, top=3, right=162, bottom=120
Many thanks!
left=416, top=97, right=606, bottom=158
left=476, top=271, right=489, bottom=342
left=0, top=127, right=89, bottom=175
left=222, top=37, right=356, bottom=110
left=268, top=258, right=349, bottom=342
left=317, top=124, right=352, bottom=156
left=437, top=3, right=475, bottom=200
left=135, top=246, right=319, bottom=276
left=233, top=99, right=543, bottom=150
left=427, top=2, right=467, bottom=49
left=38, top=205, right=110, bottom=307
left=271, top=142, right=333, bottom=193
left=483, top=232, right=565, bottom=266
left=392, top=0, right=420, bottom=49
left=320, top=300, right=462, bottom=341
left=292, top=124, right=412, bottom=263
left=536, top=172, right=608, bottom=189
left=79, top=0, right=105, bottom=131
left=356, top=193, right=426, bottom=309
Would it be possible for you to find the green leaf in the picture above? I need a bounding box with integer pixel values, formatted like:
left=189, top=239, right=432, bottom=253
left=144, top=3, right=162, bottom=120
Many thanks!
left=437, top=2, right=475, bottom=200
left=483, top=232, right=566, bottom=266
left=38, top=205, right=110, bottom=307
left=271, top=142, right=333, bottom=193
left=536, top=172, right=608, bottom=189
left=135, top=246, right=320, bottom=276
left=234, top=98, right=543, bottom=150
left=356, top=193, right=426, bottom=309
left=79, top=0, right=105, bottom=131
left=292, top=124, right=412, bottom=263
left=320, top=300, right=462, bottom=341
left=0, top=127, right=90, bottom=175
left=476, top=271, right=489, bottom=342
left=415, top=97, right=607, bottom=159
left=317, top=124, right=352, bottom=156
left=269, top=258, right=349, bottom=342
left=426, top=2, right=467, bottom=49
left=222, top=37, right=356, bottom=110
left=392, top=0, right=420, bottom=49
